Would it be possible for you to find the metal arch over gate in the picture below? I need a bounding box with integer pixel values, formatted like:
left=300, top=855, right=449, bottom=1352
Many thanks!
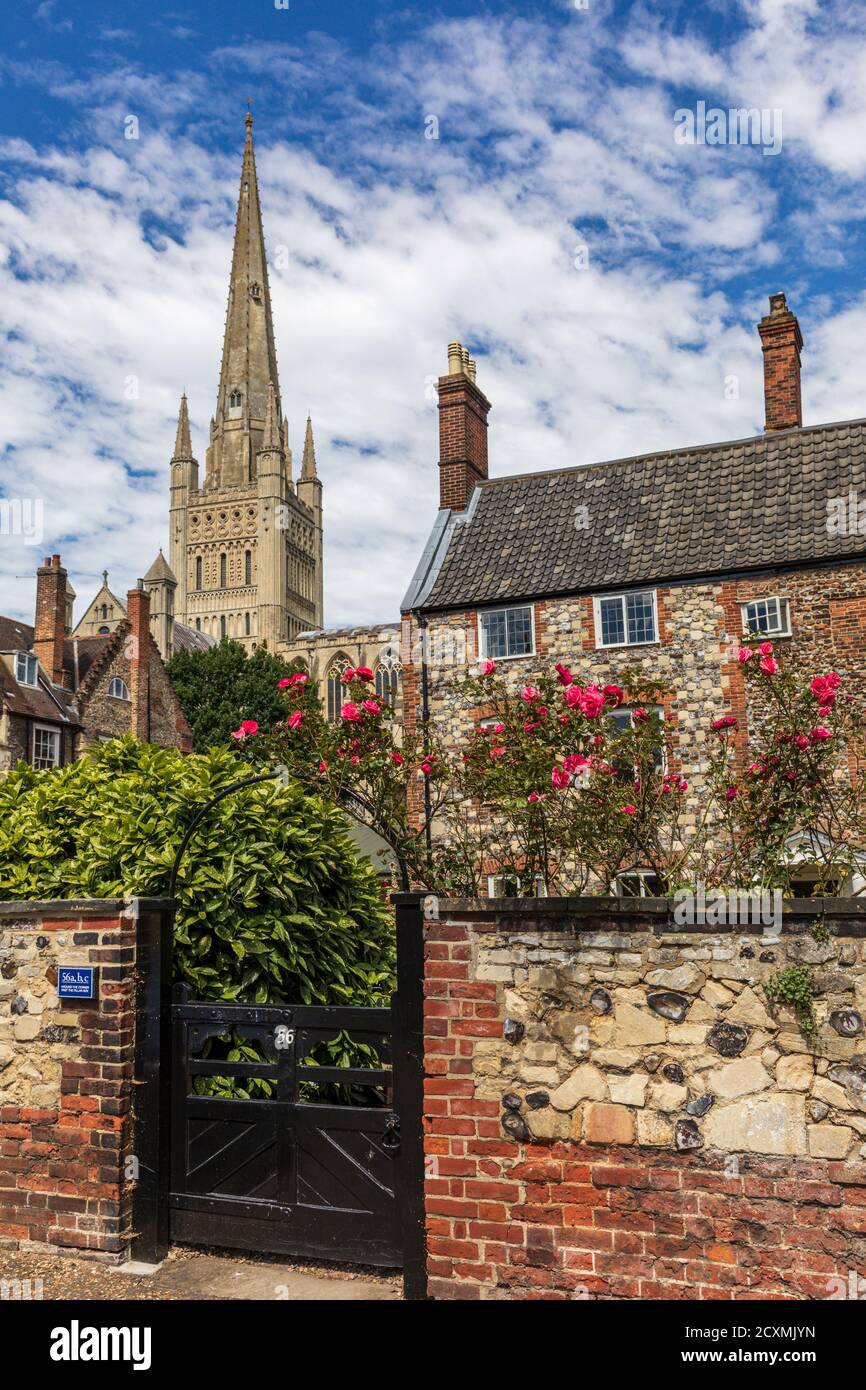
left=130, top=893, right=427, bottom=1300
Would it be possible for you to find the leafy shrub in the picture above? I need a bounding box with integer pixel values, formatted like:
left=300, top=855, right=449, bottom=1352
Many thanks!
left=0, top=738, right=394, bottom=1006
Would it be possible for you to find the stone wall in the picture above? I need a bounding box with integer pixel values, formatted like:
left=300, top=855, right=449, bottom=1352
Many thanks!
left=423, top=898, right=866, bottom=1299
left=0, top=899, right=168, bottom=1258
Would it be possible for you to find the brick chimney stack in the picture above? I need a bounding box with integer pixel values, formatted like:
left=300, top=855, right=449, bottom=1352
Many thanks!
left=437, top=340, right=491, bottom=511
left=33, top=554, right=68, bottom=688
left=758, top=293, right=803, bottom=432
left=126, top=582, right=151, bottom=741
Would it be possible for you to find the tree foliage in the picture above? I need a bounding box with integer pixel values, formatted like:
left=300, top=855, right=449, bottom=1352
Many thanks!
left=0, top=738, right=394, bottom=1006
left=167, top=639, right=304, bottom=752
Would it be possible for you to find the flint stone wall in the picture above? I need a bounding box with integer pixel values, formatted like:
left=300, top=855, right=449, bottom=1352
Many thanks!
left=423, top=898, right=866, bottom=1299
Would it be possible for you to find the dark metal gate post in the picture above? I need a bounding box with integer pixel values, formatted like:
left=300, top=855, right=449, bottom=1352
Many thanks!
left=130, top=897, right=175, bottom=1265
left=392, top=892, right=428, bottom=1301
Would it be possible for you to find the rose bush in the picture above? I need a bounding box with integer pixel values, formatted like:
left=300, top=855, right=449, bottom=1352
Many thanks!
left=235, top=644, right=866, bottom=898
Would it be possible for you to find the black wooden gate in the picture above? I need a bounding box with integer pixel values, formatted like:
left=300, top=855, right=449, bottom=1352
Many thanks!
left=169, top=996, right=405, bottom=1267
left=130, top=894, right=427, bottom=1297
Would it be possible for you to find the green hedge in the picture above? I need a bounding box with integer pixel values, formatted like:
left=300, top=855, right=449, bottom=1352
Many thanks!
left=0, top=738, right=394, bottom=1006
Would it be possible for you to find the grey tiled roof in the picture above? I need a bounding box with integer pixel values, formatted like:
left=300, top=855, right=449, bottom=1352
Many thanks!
left=418, top=419, right=866, bottom=611
left=172, top=622, right=217, bottom=653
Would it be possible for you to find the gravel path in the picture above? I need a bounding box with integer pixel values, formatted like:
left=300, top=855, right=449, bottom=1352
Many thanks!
left=0, top=1244, right=402, bottom=1301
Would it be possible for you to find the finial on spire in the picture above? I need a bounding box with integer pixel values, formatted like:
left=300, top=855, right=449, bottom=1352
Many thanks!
left=245, top=100, right=253, bottom=133
left=102, top=570, right=108, bottom=586
left=173, top=392, right=193, bottom=459
left=301, top=414, right=318, bottom=480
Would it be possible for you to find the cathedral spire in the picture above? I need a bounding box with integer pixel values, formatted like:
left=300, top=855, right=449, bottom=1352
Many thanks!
left=173, top=393, right=192, bottom=459
left=301, top=415, right=318, bottom=480
left=205, top=111, right=282, bottom=488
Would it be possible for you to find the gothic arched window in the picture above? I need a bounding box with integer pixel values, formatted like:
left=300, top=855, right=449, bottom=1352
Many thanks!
left=195, top=556, right=202, bottom=590
left=375, top=665, right=400, bottom=708
left=326, top=660, right=350, bottom=723
left=220, top=615, right=226, bottom=640
left=220, top=553, right=227, bottom=588
left=245, top=550, right=252, bottom=586
left=245, top=612, right=251, bottom=635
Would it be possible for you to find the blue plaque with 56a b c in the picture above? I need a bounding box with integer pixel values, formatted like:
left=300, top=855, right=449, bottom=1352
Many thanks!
left=57, top=966, right=96, bottom=1001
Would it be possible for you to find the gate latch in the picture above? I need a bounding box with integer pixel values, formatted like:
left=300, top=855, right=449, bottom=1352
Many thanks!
left=381, top=1114, right=401, bottom=1152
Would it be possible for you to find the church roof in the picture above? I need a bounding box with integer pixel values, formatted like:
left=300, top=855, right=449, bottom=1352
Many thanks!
left=172, top=622, right=217, bottom=653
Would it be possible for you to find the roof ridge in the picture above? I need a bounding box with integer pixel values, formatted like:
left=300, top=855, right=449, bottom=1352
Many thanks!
left=476, top=415, right=866, bottom=489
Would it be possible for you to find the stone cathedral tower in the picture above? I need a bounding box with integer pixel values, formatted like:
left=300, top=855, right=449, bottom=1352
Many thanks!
left=167, top=113, right=324, bottom=651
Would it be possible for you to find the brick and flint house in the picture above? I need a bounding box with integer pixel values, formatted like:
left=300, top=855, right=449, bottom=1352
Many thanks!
left=0, top=554, right=193, bottom=772
left=401, top=298, right=866, bottom=894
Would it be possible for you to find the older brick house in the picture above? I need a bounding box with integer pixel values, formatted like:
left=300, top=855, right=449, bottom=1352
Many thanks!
left=401, top=297, right=866, bottom=895
left=0, top=554, right=192, bottom=772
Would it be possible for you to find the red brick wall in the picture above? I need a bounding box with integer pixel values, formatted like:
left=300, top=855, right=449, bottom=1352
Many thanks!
left=437, top=372, right=491, bottom=511
left=422, top=911, right=866, bottom=1301
left=0, top=903, right=140, bottom=1257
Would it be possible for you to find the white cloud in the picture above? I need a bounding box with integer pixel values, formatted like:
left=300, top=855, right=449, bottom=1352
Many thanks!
left=1, top=5, right=866, bottom=630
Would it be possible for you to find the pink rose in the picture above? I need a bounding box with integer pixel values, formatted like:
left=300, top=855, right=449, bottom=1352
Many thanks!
left=795, top=734, right=809, bottom=749
left=318, top=760, right=328, bottom=772
left=479, top=659, right=496, bottom=676
left=621, top=805, right=637, bottom=816
left=420, top=761, right=433, bottom=776
left=602, top=684, right=624, bottom=707
left=725, top=787, right=737, bottom=801
left=738, top=647, right=753, bottom=663
left=711, top=715, right=738, bottom=731
left=291, top=672, right=309, bottom=686
left=355, top=666, right=374, bottom=681
left=391, top=751, right=404, bottom=765
left=562, top=754, right=589, bottom=773
left=551, top=766, right=570, bottom=789
left=564, top=685, right=583, bottom=708
left=631, top=707, right=648, bottom=723
left=342, top=668, right=356, bottom=683
left=490, top=746, right=506, bottom=758
left=579, top=688, right=605, bottom=718
left=758, top=641, right=774, bottom=656
left=493, top=722, right=505, bottom=734
left=527, top=791, right=540, bottom=803
left=809, top=726, right=832, bottom=741
left=230, top=719, right=259, bottom=740
left=361, top=699, right=382, bottom=715
left=554, top=663, right=573, bottom=686
left=340, top=702, right=362, bottom=722
left=287, top=711, right=303, bottom=730
left=277, top=677, right=293, bottom=688
left=520, top=685, right=540, bottom=703
left=759, top=657, right=778, bottom=675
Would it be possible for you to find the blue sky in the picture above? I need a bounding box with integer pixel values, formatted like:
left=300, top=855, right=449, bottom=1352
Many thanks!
left=2, top=0, right=866, bottom=626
